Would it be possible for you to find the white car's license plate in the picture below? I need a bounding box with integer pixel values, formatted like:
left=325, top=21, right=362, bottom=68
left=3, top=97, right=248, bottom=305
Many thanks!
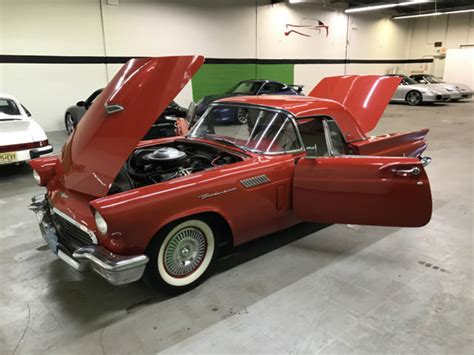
left=0, top=152, right=17, bottom=164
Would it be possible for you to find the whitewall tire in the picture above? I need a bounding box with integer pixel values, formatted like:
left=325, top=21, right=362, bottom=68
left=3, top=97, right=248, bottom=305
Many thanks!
left=146, top=218, right=217, bottom=293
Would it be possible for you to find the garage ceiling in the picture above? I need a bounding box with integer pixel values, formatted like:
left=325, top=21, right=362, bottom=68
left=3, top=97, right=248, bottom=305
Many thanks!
left=281, top=1, right=474, bottom=14
left=344, top=0, right=474, bottom=14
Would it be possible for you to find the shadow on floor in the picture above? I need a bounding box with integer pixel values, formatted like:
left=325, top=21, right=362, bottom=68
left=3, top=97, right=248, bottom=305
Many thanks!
left=40, top=220, right=396, bottom=342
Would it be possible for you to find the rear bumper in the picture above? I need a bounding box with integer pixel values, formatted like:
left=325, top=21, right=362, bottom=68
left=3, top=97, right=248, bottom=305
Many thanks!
left=0, top=145, right=53, bottom=165
left=29, top=195, right=148, bottom=286
left=30, top=145, right=53, bottom=159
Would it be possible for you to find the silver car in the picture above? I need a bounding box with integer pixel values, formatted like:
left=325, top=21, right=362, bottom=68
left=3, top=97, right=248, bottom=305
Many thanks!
left=410, top=74, right=473, bottom=101
left=388, top=75, right=450, bottom=106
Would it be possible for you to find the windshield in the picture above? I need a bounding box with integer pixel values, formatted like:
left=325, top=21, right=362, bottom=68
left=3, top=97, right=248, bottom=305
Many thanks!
left=425, top=75, right=444, bottom=84
left=403, top=76, right=417, bottom=85
left=228, top=81, right=262, bottom=95
left=189, top=105, right=301, bottom=153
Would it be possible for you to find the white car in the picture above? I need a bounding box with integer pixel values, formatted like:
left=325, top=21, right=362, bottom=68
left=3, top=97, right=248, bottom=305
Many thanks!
left=0, top=93, right=52, bottom=165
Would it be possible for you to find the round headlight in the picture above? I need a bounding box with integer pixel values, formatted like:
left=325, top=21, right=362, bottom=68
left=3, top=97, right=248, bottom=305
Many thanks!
left=32, top=170, right=41, bottom=185
left=94, top=211, right=108, bottom=235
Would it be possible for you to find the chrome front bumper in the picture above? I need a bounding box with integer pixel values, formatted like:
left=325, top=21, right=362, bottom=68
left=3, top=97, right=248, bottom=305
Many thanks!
left=29, top=195, right=148, bottom=286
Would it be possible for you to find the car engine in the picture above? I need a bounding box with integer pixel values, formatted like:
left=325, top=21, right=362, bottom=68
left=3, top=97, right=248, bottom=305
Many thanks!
left=109, top=141, right=243, bottom=194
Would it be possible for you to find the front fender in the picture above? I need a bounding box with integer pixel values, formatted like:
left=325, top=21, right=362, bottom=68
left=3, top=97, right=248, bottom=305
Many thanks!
left=90, top=174, right=240, bottom=255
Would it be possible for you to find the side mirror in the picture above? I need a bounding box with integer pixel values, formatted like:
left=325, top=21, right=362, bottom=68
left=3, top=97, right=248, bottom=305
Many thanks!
left=76, top=101, right=87, bottom=107
left=306, top=144, right=318, bottom=158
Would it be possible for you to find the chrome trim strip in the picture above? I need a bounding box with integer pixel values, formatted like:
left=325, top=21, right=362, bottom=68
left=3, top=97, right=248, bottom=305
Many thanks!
left=52, top=207, right=98, bottom=244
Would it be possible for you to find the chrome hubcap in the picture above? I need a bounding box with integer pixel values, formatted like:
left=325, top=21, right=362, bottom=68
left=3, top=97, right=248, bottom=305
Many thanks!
left=163, top=227, right=207, bottom=277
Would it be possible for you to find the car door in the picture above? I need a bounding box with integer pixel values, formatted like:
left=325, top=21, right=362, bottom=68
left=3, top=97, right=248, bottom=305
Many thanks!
left=392, top=81, right=408, bottom=101
left=293, top=119, right=432, bottom=227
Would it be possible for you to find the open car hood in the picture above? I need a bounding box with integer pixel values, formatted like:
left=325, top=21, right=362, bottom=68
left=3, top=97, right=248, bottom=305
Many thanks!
left=60, top=56, right=204, bottom=197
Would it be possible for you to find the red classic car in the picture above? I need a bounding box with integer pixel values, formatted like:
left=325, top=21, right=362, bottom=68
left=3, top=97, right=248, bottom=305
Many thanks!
left=29, top=56, right=432, bottom=293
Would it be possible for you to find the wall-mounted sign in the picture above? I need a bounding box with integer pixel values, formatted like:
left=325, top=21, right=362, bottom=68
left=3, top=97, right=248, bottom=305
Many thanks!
left=285, top=18, right=329, bottom=38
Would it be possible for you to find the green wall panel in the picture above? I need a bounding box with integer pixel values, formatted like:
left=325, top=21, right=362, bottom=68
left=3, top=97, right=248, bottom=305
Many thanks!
left=191, top=63, right=295, bottom=101
left=191, top=64, right=256, bottom=102
left=256, top=64, right=294, bottom=86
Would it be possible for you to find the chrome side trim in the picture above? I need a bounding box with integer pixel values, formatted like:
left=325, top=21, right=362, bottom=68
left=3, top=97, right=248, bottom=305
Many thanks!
left=105, top=103, right=124, bottom=114
left=240, top=174, right=271, bottom=188
left=52, top=207, right=98, bottom=245
left=198, top=187, right=238, bottom=200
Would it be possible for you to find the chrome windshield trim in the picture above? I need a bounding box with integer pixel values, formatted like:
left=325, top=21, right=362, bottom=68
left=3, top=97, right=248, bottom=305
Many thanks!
left=52, top=207, right=98, bottom=245
left=188, top=103, right=305, bottom=155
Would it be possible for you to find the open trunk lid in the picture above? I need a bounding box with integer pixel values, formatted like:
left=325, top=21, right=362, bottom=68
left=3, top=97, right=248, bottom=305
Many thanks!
left=309, top=75, right=401, bottom=134
left=60, top=55, right=204, bottom=197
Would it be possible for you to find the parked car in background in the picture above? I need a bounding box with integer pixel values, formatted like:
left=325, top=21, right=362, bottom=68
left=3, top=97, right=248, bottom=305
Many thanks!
left=388, top=74, right=450, bottom=106
left=0, top=93, right=52, bottom=166
left=65, top=88, right=189, bottom=139
left=409, top=74, right=473, bottom=101
left=29, top=57, right=432, bottom=294
left=191, top=79, right=303, bottom=124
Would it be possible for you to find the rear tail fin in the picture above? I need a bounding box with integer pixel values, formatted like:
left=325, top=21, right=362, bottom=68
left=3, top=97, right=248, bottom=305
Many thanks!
left=309, top=75, right=401, bottom=133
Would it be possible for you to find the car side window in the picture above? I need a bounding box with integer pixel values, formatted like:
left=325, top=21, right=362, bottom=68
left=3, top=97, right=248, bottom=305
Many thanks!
left=325, top=120, right=345, bottom=156
left=297, top=118, right=330, bottom=156
left=297, top=117, right=345, bottom=157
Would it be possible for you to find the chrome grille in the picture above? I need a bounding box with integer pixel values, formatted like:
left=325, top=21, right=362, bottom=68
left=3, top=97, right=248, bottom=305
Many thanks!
left=240, top=174, right=271, bottom=189
left=52, top=211, right=95, bottom=247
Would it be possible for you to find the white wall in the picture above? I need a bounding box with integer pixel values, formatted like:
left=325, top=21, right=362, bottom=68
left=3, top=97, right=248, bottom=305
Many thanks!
left=0, top=0, right=257, bottom=131
left=0, top=0, right=107, bottom=131
left=405, top=12, right=474, bottom=77
left=2, top=0, right=465, bottom=132
left=257, top=2, right=413, bottom=92
left=444, top=48, right=474, bottom=88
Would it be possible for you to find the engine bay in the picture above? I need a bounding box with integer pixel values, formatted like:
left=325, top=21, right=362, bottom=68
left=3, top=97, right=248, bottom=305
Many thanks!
left=109, top=141, right=244, bottom=194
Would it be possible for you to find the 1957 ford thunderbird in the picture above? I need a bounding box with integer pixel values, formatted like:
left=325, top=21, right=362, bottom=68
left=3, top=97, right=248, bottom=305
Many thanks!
left=29, top=56, right=432, bottom=293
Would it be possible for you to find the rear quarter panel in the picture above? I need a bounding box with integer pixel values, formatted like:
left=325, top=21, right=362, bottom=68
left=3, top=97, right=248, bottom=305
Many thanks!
left=351, top=128, right=429, bottom=157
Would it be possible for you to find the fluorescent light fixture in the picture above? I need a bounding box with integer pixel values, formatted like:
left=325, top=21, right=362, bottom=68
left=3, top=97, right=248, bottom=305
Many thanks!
left=345, top=4, right=397, bottom=13
left=393, top=8, right=474, bottom=19
left=345, top=1, right=428, bottom=14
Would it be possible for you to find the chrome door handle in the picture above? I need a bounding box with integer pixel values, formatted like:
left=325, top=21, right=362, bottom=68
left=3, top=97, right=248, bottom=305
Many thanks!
left=392, top=167, right=421, bottom=176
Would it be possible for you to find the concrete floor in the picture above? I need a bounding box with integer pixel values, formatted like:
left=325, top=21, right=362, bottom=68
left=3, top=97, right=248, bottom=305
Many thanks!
left=0, top=101, right=472, bottom=354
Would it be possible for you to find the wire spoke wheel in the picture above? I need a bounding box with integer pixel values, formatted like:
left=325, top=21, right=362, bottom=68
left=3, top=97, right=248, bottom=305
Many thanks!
left=155, top=219, right=215, bottom=289
left=163, top=227, right=207, bottom=277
